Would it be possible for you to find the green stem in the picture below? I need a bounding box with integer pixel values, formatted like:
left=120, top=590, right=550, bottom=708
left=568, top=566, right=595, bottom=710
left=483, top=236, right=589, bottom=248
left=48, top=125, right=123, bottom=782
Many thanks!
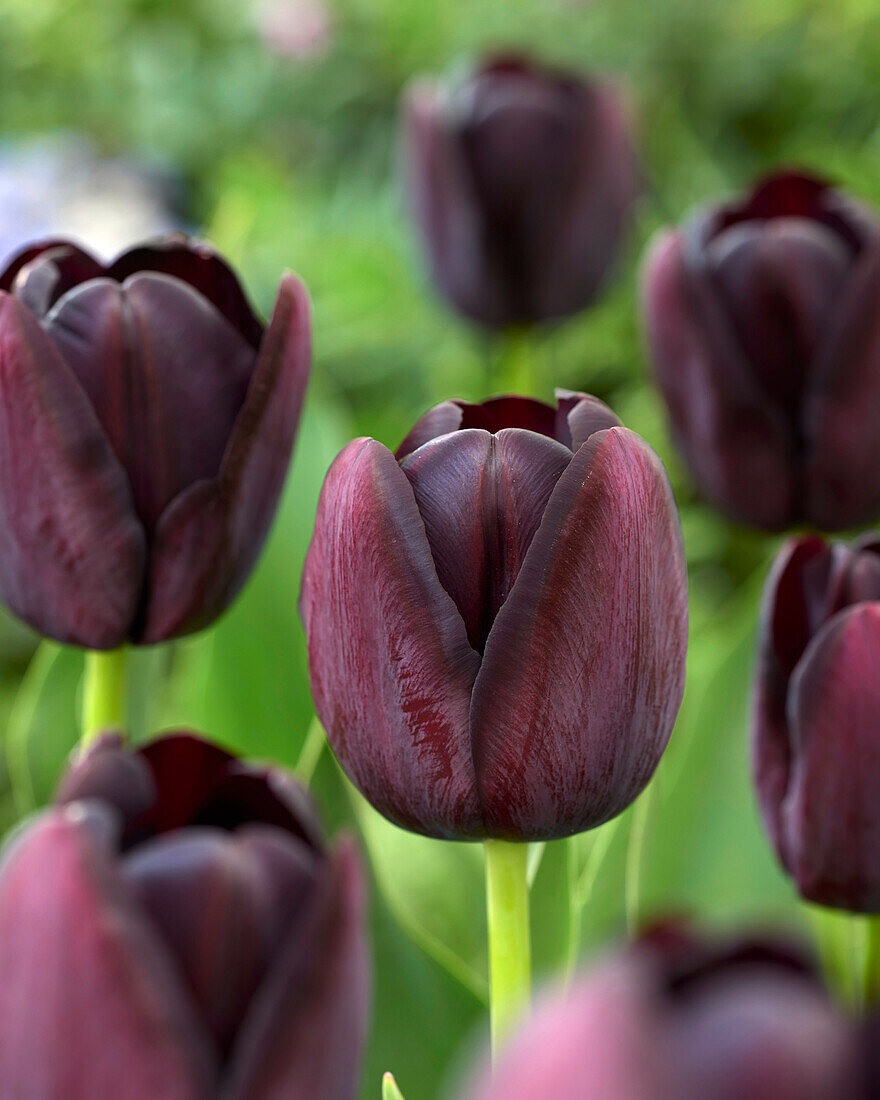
left=484, top=840, right=531, bottom=1055
left=295, top=714, right=327, bottom=786
left=81, top=648, right=129, bottom=746
left=382, top=1072, right=406, bottom=1100
left=810, top=906, right=880, bottom=1012
left=862, top=916, right=880, bottom=1007
left=496, top=328, right=543, bottom=398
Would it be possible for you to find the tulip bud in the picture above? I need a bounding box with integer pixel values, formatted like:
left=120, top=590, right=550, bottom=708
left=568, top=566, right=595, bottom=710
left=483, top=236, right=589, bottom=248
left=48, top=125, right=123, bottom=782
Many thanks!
left=403, top=54, right=639, bottom=329
left=753, top=534, right=880, bottom=911
left=0, top=733, right=369, bottom=1099
left=642, top=170, right=880, bottom=529
left=462, top=929, right=855, bottom=1100
left=300, top=392, right=688, bottom=841
left=0, top=236, right=311, bottom=648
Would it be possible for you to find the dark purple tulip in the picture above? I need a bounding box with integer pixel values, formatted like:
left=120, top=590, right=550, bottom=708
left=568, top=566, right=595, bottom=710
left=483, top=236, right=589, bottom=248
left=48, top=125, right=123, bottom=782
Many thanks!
left=753, top=534, right=880, bottom=911
left=463, top=929, right=854, bottom=1100
left=403, top=53, right=639, bottom=329
left=642, top=170, right=880, bottom=530
left=0, top=733, right=369, bottom=1100
left=300, top=392, right=688, bottom=841
left=0, top=236, right=311, bottom=648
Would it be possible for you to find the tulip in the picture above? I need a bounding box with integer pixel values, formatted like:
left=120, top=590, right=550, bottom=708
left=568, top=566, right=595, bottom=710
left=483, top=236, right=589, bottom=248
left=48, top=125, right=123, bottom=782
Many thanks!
left=0, top=732, right=369, bottom=1099
left=403, top=54, right=639, bottom=329
left=0, top=235, right=311, bottom=648
left=642, top=170, right=880, bottom=530
left=462, top=930, right=855, bottom=1100
left=753, top=533, right=880, bottom=911
left=300, top=391, right=688, bottom=841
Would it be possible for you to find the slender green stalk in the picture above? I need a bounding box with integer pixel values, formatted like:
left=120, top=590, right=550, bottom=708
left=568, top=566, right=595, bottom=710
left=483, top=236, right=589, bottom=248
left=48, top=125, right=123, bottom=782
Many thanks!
left=810, top=906, right=880, bottom=1012
left=382, top=1072, right=406, bottom=1100
left=81, top=648, right=129, bottom=745
left=295, top=714, right=327, bottom=786
left=484, top=840, right=531, bottom=1055
left=862, top=916, right=880, bottom=1007
left=496, top=328, right=544, bottom=398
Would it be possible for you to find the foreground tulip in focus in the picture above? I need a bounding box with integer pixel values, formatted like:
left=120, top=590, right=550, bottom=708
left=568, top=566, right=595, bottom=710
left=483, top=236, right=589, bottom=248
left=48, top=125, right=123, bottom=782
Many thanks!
left=0, top=236, right=311, bottom=648
left=0, top=733, right=368, bottom=1100
left=643, top=170, right=880, bottom=529
left=753, top=534, right=880, bottom=911
left=462, top=929, right=855, bottom=1100
left=404, top=54, right=639, bottom=329
left=301, top=391, right=688, bottom=841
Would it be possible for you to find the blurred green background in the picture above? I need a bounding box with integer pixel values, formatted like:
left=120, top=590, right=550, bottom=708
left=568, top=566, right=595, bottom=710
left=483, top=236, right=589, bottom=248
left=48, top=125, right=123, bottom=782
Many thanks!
left=1, top=0, right=879, bottom=1095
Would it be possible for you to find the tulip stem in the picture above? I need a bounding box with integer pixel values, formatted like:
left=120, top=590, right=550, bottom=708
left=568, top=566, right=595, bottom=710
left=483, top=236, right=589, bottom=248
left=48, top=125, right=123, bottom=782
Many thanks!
left=496, top=329, right=542, bottom=398
left=811, top=906, right=880, bottom=1012
left=484, top=840, right=531, bottom=1057
left=81, top=648, right=129, bottom=745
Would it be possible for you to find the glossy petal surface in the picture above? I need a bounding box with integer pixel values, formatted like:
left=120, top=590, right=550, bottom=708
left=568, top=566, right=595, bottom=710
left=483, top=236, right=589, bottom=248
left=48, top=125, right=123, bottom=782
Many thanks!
left=401, top=427, right=571, bottom=652
left=471, top=427, right=688, bottom=838
left=0, top=808, right=214, bottom=1098
left=141, top=273, right=311, bottom=642
left=45, top=273, right=256, bottom=533
left=0, top=292, right=145, bottom=646
left=301, top=437, right=482, bottom=838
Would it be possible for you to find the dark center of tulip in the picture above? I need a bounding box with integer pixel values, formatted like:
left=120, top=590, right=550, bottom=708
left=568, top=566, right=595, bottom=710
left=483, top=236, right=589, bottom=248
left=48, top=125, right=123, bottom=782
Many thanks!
left=401, top=425, right=571, bottom=653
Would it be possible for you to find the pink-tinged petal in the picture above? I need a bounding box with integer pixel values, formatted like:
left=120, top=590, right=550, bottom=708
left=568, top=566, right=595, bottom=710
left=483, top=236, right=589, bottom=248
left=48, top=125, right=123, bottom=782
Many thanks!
left=558, top=389, right=621, bottom=450
left=396, top=400, right=465, bottom=459
left=140, top=272, right=311, bottom=642
left=642, top=230, right=797, bottom=528
left=782, top=604, right=880, bottom=910
left=300, top=437, right=482, bottom=838
left=45, top=273, right=256, bottom=533
left=471, top=427, right=687, bottom=839
left=109, top=236, right=264, bottom=349
left=0, top=807, right=216, bottom=1098
left=0, top=291, right=145, bottom=647
left=803, top=240, right=880, bottom=529
left=12, top=246, right=107, bottom=317
left=122, top=826, right=318, bottom=1053
left=401, top=427, right=571, bottom=652
left=467, top=960, right=670, bottom=1100
left=224, top=839, right=369, bottom=1100
left=56, top=732, right=156, bottom=827
left=0, top=238, right=104, bottom=293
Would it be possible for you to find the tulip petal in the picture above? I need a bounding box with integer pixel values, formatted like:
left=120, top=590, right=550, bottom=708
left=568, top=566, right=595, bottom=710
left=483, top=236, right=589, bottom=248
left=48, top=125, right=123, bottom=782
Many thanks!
left=0, top=238, right=103, bottom=294
left=471, top=427, right=687, bottom=839
left=109, top=237, right=264, bottom=349
left=140, top=272, right=311, bottom=642
left=783, top=604, right=880, bottom=910
left=558, top=389, right=621, bottom=450
left=804, top=240, right=880, bottom=528
left=300, top=437, right=483, bottom=838
left=396, top=400, right=466, bottom=459
left=0, top=291, right=145, bottom=647
left=11, top=245, right=106, bottom=317
left=224, top=839, right=369, bottom=1100
left=122, top=826, right=318, bottom=1052
left=400, top=427, right=571, bottom=652
left=45, top=272, right=256, bottom=534
left=0, top=807, right=215, bottom=1098
left=642, top=230, right=797, bottom=528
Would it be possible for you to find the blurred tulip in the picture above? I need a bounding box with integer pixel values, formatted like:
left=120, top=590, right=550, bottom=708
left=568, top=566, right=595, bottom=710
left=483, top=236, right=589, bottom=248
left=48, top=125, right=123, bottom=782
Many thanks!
left=0, top=733, right=368, bottom=1100
left=642, top=170, right=880, bottom=530
left=403, top=54, right=639, bottom=329
left=463, top=929, right=854, bottom=1100
left=753, top=534, right=880, bottom=911
left=300, top=392, right=687, bottom=840
left=0, top=236, right=311, bottom=648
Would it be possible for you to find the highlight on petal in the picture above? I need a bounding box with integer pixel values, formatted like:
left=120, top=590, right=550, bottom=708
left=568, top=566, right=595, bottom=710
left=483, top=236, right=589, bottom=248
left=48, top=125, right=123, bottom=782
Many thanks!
left=471, top=426, right=687, bottom=839
left=140, top=272, right=312, bottom=642
left=300, top=437, right=483, bottom=838
left=45, top=272, right=256, bottom=533
left=0, top=807, right=215, bottom=1099
left=0, top=238, right=104, bottom=294
left=224, top=839, right=369, bottom=1100
left=0, top=291, right=146, bottom=647
left=782, top=603, right=880, bottom=910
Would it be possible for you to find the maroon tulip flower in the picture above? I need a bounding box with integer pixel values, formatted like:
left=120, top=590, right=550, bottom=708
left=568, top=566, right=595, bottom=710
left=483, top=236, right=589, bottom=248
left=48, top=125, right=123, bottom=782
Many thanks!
left=0, top=733, right=369, bottom=1099
left=0, top=235, right=311, bottom=648
left=403, top=53, right=639, bottom=329
left=642, top=170, right=880, bottom=530
left=753, top=534, right=880, bottom=911
left=300, top=392, right=688, bottom=841
left=463, top=929, right=854, bottom=1100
